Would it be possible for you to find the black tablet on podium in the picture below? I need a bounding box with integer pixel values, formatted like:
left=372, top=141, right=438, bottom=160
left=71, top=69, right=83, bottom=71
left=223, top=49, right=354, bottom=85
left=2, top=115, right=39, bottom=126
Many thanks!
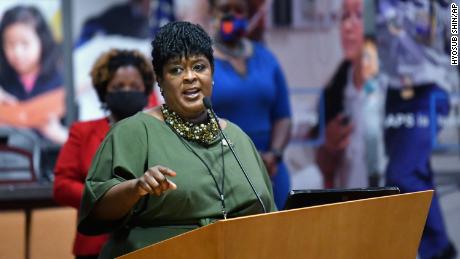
left=283, top=187, right=400, bottom=210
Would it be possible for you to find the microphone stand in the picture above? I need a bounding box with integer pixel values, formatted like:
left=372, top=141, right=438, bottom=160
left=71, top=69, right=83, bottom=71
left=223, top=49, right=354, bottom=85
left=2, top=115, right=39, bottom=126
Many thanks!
left=204, top=97, right=267, bottom=213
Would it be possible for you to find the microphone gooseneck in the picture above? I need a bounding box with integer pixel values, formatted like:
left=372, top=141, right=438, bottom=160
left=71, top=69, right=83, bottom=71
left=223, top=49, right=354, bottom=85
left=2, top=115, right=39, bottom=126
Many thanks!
left=203, top=97, right=267, bottom=214
left=203, top=96, right=213, bottom=110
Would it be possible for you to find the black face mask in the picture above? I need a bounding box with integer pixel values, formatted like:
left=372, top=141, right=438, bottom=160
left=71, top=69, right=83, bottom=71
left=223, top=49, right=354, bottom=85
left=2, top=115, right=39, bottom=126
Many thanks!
left=105, top=91, right=148, bottom=120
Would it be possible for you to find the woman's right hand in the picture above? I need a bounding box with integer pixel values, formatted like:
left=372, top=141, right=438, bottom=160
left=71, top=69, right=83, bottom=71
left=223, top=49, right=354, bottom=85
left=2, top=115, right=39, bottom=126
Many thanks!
left=324, top=114, right=353, bottom=153
left=135, top=166, right=177, bottom=196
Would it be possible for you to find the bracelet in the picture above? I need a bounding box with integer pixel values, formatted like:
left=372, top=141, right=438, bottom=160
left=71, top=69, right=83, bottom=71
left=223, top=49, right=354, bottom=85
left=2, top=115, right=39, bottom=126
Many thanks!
left=270, top=148, right=284, bottom=163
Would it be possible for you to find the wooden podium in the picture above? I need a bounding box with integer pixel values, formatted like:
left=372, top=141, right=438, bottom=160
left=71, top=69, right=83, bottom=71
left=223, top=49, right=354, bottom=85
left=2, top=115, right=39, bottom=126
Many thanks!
left=119, top=191, right=432, bottom=259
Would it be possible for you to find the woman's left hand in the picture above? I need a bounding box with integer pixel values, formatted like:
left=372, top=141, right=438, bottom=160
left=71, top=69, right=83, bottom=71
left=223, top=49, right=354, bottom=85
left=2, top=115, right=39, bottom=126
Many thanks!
left=261, top=152, right=278, bottom=177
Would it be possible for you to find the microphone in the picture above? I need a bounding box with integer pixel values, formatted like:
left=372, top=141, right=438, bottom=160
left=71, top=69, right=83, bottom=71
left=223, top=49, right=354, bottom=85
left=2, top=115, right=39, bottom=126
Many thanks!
left=203, top=97, right=267, bottom=213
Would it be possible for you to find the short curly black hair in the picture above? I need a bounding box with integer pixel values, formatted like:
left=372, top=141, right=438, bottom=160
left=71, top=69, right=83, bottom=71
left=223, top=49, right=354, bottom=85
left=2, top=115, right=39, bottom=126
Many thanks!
left=151, top=21, right=214, bottom=79
left=90, top=49, right=155, bottom=103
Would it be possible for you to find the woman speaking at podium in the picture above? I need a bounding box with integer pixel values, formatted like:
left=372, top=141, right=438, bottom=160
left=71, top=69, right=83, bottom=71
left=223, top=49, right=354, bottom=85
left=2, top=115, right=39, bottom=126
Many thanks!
left=78, top=21, right=276, bottom=258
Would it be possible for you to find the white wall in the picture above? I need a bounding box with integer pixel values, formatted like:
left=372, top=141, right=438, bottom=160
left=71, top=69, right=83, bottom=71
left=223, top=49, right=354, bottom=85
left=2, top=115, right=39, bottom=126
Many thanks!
left=266, top=27, right=343, bottom=89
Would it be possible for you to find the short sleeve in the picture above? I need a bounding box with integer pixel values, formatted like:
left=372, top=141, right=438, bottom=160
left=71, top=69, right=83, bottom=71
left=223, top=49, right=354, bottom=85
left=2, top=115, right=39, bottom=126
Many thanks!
left=78, top=118, right=148, bottom=235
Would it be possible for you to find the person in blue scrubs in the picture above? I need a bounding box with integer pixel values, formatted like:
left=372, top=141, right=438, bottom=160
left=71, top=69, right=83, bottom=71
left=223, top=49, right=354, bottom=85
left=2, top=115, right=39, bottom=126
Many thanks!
left=384, top=85, right=454, bottom=259
left=209, top=0, right=292, bottom=209
left=378, top=1, right=457, bottom=258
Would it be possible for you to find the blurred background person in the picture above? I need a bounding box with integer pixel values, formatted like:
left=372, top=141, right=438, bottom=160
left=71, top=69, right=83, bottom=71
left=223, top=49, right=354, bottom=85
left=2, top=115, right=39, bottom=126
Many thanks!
left=313, top=0, right=385, bottom=189
left=361, top=36, right=386, bottom=187
left=174, top=0, right=267, bottom=41
left=209, top=0, right=292, bottom=209
left=75, top=0, right=175, bottom=48
left=73, top=0, right=174, bottom=121
left=377, top=0, right=457, bottom=258
left=53, top=49, right=154, bottom=259
left=77, top=22, right=275, bottom=258
left=0, top=5, right=67, bottom=144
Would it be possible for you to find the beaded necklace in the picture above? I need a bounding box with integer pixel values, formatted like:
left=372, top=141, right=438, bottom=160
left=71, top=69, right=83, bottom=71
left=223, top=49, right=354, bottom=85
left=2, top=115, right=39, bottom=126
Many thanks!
left=162, top=104, right=227, bottom=218
left=161, top=104, right=220, bottom=146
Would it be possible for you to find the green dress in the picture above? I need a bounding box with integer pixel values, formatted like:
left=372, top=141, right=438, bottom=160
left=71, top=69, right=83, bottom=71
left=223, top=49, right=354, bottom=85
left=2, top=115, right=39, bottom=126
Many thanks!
left=78, top=112, right=276, bottom=258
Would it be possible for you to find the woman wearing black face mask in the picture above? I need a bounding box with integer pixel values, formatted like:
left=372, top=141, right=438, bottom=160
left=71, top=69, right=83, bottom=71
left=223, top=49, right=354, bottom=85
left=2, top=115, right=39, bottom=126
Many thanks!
left=95, top=50, right=154, bottom=122
left=209, top=0, right=292, bottom=209
left=53, top=49, right=154, bottom=259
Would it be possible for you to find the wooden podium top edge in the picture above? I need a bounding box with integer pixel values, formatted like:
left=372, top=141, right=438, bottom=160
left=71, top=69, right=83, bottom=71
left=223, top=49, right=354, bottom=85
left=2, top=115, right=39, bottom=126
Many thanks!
left=221, top=190, right=434, bottom=222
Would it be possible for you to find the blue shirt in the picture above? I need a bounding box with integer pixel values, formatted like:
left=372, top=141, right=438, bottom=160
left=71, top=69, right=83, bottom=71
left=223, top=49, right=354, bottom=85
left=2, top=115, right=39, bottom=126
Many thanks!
left=212, top=42, right=291, bottom=152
